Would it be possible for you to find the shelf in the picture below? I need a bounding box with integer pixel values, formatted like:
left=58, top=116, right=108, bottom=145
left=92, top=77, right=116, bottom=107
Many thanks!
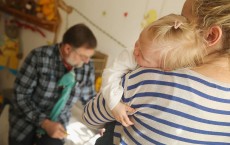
left=0, top=4, right=59, bottom=32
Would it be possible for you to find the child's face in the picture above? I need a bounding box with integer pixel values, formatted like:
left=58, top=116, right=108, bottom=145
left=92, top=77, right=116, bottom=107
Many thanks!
left=133, top=31, right=163, bottom=68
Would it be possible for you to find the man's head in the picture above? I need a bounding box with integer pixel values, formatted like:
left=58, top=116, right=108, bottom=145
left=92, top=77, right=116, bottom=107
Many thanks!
left=61, top=24, right=97, bottom=68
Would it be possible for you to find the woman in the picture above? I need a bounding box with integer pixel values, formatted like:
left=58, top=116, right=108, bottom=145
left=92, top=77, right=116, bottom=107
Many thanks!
left=83, top=0, right=230, bottom=144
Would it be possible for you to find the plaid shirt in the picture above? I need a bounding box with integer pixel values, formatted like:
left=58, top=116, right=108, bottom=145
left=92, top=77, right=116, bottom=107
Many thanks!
left=9, top=44, right=96, bottom=141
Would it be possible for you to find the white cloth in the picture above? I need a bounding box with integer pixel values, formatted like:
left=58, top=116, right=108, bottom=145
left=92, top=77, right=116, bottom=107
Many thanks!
left=101, top=48, right=137, bottom=110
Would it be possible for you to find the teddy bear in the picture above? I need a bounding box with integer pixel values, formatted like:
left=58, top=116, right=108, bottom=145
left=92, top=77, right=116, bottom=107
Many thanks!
left=36, top=0, right=57, bottom=21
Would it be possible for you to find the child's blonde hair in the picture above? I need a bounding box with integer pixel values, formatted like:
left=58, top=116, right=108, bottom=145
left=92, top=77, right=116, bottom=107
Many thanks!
left=144, top=14, right=206, bottom=70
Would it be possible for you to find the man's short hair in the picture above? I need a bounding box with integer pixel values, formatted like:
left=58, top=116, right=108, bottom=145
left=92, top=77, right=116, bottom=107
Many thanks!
left=63, top=23, right=97, bottom=49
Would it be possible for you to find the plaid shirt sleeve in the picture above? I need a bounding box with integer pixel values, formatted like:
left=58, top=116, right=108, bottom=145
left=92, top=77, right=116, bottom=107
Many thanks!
left=79, top=60, right=97, bottom=105
left=13, top=50, right=47, bottom=127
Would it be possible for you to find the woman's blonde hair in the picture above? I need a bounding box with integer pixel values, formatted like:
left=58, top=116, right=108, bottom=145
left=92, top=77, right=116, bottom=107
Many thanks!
left=193, top=0, right=230, bottom=53
left=144, top=14, right=206, bottom=70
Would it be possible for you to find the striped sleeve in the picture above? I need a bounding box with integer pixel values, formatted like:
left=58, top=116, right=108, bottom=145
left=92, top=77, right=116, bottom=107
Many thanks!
left=82, top=93, right=115, bottom=129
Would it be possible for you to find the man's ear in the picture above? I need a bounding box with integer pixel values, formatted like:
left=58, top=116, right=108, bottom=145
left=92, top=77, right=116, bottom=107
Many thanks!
left=205, top=26, right=222, bottom=47
left=62, top=44, right=72, bottom=55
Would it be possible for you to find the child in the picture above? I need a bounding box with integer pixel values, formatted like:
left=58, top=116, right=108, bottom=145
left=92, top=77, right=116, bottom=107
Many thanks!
left=101, top=14, right=206, bottom=127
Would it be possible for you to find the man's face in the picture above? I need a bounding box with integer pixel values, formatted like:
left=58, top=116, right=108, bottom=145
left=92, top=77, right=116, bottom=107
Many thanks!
left=65, top=46, right=95, bottom=68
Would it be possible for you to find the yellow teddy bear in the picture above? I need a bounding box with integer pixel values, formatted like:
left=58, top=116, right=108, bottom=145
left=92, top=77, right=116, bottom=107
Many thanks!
left=36, top=0, right=56, bottom=21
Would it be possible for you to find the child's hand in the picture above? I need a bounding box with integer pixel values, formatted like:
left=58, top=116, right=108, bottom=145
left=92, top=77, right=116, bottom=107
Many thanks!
left=98, top=128, right=106, bottom=136
left=111, top=102, right=136, bottom=127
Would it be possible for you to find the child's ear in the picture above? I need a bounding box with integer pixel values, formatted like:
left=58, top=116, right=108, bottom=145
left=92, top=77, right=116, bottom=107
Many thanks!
left=205, top=26, right=222, bottom=47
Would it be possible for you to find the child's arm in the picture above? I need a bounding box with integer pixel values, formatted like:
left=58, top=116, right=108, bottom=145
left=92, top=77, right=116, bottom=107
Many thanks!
left=101, top=48, right=137, bottom=127
left=101, top=48, right=137, bottom=110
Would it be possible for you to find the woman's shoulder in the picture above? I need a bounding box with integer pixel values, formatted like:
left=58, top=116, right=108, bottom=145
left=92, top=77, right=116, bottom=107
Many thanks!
left=129, top=67, right=191, bottom=78
left=129, top=67, right=230, bottom=88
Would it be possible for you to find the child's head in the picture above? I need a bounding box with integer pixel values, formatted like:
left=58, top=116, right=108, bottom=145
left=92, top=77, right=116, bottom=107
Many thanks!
left=134, top=14, right=206, bottom=70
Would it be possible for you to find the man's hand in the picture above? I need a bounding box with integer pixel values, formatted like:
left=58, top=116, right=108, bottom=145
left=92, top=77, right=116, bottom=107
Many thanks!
left=111, top=102, right=136, bottom=127
left=41, top=119, right=67, bottom=139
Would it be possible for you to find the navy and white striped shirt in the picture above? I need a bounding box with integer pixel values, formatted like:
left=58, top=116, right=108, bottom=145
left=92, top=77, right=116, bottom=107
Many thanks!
left=83, top=67, right=230, bottom=145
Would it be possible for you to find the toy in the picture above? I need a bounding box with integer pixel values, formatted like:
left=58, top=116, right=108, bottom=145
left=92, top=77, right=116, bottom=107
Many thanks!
left=0, top=21, right=22, bottom=75
left=36, top=0, right=57, bottom=21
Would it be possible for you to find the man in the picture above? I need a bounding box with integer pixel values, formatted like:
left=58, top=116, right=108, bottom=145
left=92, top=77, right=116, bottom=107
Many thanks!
left=9, top=23, right=97, bottom=145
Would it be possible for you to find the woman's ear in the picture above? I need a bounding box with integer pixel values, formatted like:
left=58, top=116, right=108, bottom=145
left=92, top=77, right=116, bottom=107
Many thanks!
left=205, top=26, right=222, bottom=47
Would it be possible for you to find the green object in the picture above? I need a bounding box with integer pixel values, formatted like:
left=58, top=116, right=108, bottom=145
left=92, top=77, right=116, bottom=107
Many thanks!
left=37, top=70, right=77, bottom=136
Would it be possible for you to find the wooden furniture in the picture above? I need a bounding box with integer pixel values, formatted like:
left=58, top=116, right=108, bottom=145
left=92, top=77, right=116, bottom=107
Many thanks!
left=0, top=0, right=60, bottom=32
left=92, top=51, right=108, bottom=79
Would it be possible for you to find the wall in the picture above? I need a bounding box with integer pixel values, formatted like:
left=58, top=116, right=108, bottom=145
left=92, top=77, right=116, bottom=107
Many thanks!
left=0, top=0, right=185, bottom=90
